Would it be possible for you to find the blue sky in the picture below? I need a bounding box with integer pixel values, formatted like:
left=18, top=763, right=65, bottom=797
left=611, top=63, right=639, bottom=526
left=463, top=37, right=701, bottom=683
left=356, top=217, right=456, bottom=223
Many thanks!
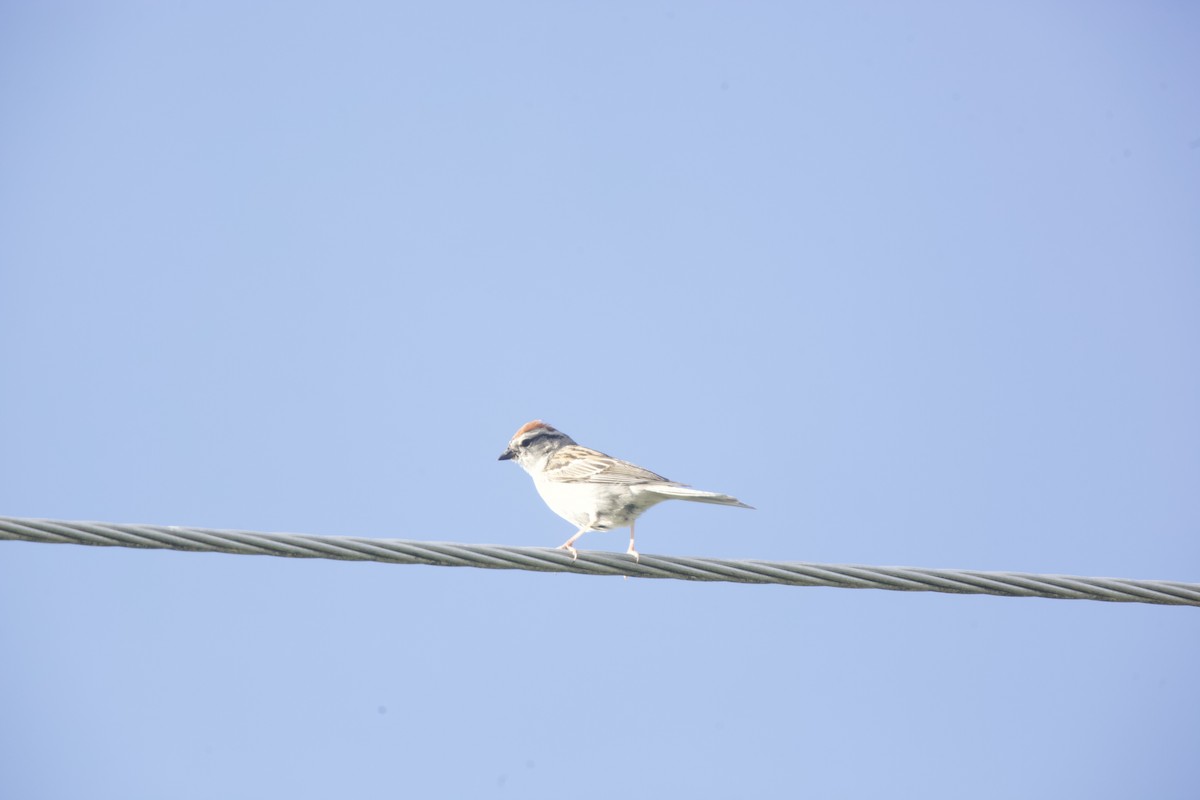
left=2, top=3, right=1198, bottom=798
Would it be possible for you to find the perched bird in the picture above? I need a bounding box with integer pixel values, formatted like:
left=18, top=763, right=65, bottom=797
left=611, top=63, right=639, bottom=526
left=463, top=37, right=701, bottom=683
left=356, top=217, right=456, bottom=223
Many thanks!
left=498, top=420, right=752, bottom=560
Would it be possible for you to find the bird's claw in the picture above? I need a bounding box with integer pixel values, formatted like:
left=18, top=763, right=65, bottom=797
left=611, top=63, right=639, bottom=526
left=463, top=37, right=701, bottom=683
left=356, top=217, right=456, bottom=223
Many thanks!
left=626, top=547, right=640, bottom=563
left=557, top=544, right=578, bottom=562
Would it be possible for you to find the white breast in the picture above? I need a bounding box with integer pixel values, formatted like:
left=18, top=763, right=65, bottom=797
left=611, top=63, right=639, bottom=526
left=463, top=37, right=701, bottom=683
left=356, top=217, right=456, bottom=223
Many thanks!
left=531, top=474, right=665, bottom=531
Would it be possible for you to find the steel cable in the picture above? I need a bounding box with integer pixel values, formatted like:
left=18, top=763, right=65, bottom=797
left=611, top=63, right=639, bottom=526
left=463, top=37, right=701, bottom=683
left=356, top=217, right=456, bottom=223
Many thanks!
left=1, top=515, right=1196, bottom=607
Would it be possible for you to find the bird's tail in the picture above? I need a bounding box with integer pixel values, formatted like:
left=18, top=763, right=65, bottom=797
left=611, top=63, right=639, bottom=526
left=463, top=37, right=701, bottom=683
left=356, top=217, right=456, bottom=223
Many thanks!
left=644, top=484, right=754, bottom=509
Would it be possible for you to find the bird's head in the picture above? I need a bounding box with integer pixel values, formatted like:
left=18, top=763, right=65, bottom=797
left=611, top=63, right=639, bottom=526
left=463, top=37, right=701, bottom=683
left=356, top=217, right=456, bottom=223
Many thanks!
left=498, top=420, right=575, bottom=470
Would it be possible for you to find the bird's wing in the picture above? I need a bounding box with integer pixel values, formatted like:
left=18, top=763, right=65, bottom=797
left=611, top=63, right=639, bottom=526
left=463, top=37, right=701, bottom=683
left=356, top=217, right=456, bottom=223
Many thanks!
left=542, top=445, right=672, bottom=485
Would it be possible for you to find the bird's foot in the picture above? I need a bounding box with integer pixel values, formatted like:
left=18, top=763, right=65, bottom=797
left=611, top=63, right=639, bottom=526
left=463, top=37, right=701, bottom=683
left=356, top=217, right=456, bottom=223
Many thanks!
left=557, top=543, right=578, bottom=561
left=625, top=545, right=640, bottom=563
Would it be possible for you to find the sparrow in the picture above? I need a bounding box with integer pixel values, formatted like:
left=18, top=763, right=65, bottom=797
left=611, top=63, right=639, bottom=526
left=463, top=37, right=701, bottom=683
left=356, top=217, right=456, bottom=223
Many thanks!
left=499, top=420, right=752, bottom=560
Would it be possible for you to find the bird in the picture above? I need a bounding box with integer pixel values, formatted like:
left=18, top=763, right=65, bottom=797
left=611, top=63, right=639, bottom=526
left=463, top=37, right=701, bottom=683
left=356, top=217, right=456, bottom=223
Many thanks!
left=498, top=420, right=752, bottom=561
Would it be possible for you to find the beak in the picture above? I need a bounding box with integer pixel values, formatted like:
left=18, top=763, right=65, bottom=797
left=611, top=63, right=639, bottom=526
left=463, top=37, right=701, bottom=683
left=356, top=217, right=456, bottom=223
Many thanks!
left=498, top=447, right=515, bottom=461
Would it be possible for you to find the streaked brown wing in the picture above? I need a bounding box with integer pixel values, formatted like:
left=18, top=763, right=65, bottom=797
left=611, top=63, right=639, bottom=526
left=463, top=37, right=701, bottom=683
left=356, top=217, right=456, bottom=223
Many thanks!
left=543, top=445, right=671, bottom=484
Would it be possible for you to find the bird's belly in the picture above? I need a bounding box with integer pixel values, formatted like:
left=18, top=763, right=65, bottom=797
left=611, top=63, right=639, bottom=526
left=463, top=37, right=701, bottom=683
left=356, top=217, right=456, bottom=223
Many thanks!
left=532, top=479, right=656, bottom=531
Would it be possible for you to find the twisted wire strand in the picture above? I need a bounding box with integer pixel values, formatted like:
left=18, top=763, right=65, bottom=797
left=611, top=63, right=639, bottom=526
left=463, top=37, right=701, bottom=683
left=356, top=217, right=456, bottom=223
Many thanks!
left=1, top=516, right=1197, bottom=607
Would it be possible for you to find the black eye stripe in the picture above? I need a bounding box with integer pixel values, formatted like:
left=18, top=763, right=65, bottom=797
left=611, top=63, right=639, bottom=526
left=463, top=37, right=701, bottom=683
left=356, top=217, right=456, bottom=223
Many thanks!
left=521, top=432, right=553, bottom=448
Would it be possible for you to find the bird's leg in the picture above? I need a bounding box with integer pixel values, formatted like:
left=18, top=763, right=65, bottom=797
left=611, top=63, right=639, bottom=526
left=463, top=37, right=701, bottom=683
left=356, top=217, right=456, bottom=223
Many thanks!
left=625, top=521, right=640, bottom=563
left=557, top=528, right=588, bottom=561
